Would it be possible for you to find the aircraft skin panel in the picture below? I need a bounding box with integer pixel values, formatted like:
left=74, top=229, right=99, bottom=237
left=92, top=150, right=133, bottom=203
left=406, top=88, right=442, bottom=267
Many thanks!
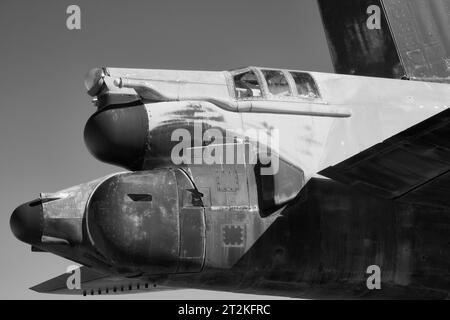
left=31, top=266, right=178, bottom=296
left=320, top=108, right=450, bottom=208
left=241, top=72, right=450, bottom=179
left=317, top=0, right=404, bottom=78
left=383, top=0, right=450, bottom=81
left=13, top=65, right=450, bottom=299
left=106, top=67, right=230, bottom=102
left=318, top=0, right=450, bottom=82
left=106, top=67, right=228, bottom=85
left=89, top=66, right=450, bottom=182
left=29, top=178, right=450, bottom=299
left=158, top=179, right=449, bottom=299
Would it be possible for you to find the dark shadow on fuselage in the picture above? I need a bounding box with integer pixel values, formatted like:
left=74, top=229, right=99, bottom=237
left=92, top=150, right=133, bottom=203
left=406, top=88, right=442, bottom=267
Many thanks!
left=230, top=178, right=450, bottom=299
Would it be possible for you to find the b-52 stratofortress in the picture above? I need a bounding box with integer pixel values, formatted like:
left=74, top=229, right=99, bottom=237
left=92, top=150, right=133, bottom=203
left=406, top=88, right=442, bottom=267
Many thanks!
left=10, top=0, right=450, bottom=299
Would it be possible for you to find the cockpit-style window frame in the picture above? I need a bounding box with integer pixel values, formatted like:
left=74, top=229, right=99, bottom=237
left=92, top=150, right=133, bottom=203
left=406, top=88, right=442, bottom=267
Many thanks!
left=288, top=71, right=321, bottom=100
left=228, top=67, right=322, bottom=102
left=231, top=68, right=264, bottom=100
left=260, top=69, right=292, bottom=97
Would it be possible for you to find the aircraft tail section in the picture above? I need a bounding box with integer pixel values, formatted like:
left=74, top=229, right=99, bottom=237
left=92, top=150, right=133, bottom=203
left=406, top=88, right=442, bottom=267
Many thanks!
left=317, top=0, right=450, bottom=83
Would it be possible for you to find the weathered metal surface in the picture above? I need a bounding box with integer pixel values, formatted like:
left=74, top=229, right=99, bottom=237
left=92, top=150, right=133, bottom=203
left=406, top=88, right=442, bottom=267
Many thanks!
left=318, top=0, right=404, bottom=78
left=161, top=178, right=450, bottom=299
left=178, top=208, right=205, bottom=273
left=105, top=68, right=230, bottom=106
left=321, top=108, right=450, bottom=208
left=114, top=76, right=352, bottom=117
left=41, top=177, right=106, bottom=244
left=31, top=266, right=176, bottom=296
left=84, top=66, right=450, bottom=188
left=185, top=162, right=281, bottom=269
left=86, top=170, right=180, bottom=274
left=188, top=162, right=259, bottom=269
left=12, top=163, right=450, bottom=298
left=174, top=168, right=206, bottom=273
left=84, top=103, right=149, bottom=170
left=141, top=100, right=242, bottom=170
left=11, top=63, right=450, bottom=298
left=383, top=0, right=450, bottom=82
left=318, top=0, right=450, bottom=83
left=242, top=70, right=450, bottom=183
left=233, top=178, right=450, bottom=299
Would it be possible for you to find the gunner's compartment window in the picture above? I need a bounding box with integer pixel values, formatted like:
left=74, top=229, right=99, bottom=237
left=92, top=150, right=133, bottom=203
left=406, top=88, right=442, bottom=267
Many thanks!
left=261, top=70, right=291, bottom=96
left=233, top=71, right=262, bottom=99
left=290, top=72, right=321, bottom=99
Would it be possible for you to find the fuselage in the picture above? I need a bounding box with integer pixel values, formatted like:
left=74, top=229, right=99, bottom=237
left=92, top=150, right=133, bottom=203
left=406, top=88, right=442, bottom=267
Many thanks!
left=86, top=66, right=450, bottom=180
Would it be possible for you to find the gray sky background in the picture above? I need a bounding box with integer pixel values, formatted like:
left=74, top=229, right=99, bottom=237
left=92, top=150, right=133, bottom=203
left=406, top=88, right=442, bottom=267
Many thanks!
left=0, top=0, right=333, bottom=299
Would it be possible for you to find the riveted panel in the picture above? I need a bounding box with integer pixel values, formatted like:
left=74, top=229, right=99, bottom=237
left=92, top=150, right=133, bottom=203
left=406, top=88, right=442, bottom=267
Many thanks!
left=222, top=224, right=246, bottom=248
left=178, top=207, right=205, bottom=273
left=216, top=167, right=239, bottom=192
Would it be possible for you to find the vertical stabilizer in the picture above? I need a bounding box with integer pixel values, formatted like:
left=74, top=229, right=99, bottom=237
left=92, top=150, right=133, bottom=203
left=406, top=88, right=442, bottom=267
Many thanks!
left=318, top=0, right=450, bottom=83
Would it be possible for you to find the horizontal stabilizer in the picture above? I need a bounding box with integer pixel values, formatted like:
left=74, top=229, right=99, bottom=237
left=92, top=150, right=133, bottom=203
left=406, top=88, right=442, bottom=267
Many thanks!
left=31, top=266, right=177, bottom=296
left=320, top=108, right=450, bottom=208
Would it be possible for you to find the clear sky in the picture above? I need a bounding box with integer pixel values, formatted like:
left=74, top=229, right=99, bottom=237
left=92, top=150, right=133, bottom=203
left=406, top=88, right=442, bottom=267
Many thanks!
left=0, top=0, right=333, bottom=299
